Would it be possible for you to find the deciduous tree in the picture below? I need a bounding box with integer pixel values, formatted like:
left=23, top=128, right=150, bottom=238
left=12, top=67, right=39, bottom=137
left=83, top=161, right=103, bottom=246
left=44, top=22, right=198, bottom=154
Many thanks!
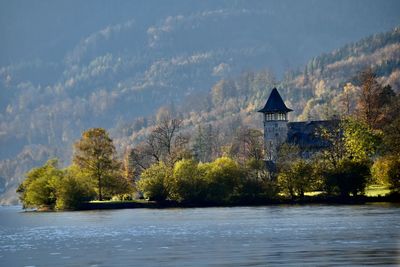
left=73, top=128, right=120, bottom=200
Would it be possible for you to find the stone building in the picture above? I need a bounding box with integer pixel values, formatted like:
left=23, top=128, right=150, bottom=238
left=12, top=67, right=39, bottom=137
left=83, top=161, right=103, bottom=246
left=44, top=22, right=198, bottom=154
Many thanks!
left=258, top=88, right=334, bottom=164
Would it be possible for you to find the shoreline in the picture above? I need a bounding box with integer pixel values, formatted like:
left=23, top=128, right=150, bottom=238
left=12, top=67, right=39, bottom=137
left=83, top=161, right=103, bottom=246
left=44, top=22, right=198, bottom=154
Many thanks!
left=5, top=194, right=399, bottom=212
left=76, top=194, right=400, bottom=211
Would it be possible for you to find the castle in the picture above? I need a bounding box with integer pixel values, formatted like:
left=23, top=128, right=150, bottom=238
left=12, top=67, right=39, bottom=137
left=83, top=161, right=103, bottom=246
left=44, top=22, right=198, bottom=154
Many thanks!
left=258, top=88, right=333, bottom=164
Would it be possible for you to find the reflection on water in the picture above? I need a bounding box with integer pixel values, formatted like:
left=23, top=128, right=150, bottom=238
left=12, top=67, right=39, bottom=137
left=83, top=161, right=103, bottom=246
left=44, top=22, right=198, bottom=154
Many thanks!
left=0, top=204, right=399, bottom=266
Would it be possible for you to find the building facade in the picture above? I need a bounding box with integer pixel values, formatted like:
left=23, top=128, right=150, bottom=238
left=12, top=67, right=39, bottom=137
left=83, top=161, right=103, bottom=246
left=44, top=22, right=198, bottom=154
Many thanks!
left=258, top=88, right=334, bottom=163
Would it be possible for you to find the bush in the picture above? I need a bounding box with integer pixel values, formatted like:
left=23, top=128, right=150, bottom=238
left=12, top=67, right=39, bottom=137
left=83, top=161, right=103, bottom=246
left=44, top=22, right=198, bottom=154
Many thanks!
left=137, top=162, right=171, bottom=201
left=17, top=159, right=63, bottom=209
left=277, top=159, right=314, bottom=199
left=200, top=157, right=243, bottom=203
left=167, top=159, right=207, bottom=203
left=55, top=175, right=96, bottom=210
left=325, top=159, right=371, bottom=197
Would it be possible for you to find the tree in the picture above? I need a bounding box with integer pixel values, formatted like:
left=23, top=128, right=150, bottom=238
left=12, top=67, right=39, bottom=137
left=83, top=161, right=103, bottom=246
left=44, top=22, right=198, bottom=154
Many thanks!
left=230, top=127, right=263, bottom=163
left=130, top=142, right=157, bottom=175
left=356, top=69, right=394, bottom=129
left=136, top=162, right=171, bottom=201
left=276, top=143, right=301, bottom=169
left=145, top=116, right=188, bottom=165
left=382, top=116, right=400, bottom=156
left=277, top=159, right=314, bottom=199
left=340, top=83, right=358, bottom=116
left=387, top=159, right=400, bottom=194
left=192, top=124, right=214, bottom=162
left=17, top=159, right=64, bottom=209
left=166, top=159, right=207, bottom=203
left=324, top=159, right=371, bottom=197
left=211, top=79, right=237, bottom=106
left=73, top=128, right=120, bottom=200
left=55, top=166, right=96, bottom=210
left=17, top=159, right=98, bottom=210
left=122, top=147, right=137, bottom=188
left=343, top=118, right=381, bottom=161
left=200, top=157, right=243, bottom=203
left=316, top=121, right=345, bottom=168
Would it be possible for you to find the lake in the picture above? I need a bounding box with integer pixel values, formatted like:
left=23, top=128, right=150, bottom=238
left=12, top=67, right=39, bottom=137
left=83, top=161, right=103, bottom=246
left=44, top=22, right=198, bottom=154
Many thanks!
left=0, top=204, right=399, bottom=266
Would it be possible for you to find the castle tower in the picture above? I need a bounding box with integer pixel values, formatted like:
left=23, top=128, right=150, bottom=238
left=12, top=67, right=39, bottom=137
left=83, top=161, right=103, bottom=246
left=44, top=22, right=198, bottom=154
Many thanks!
left=258, top=88, right=293, bottom=162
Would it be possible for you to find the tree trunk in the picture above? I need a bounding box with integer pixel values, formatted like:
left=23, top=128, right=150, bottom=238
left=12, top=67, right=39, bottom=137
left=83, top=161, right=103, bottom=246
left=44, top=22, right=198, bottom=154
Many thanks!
left=98, top=175, right=102, bottom=201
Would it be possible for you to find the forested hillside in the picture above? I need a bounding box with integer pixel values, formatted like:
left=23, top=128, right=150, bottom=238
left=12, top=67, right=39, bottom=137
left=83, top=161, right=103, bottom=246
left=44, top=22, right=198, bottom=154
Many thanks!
left=1, top=1, right=400, bottom=204
left=112, top=27, right=400, bottom=151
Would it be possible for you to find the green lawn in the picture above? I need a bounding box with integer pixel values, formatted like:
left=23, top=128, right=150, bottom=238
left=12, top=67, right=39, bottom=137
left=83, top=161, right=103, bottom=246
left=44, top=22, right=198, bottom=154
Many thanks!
left=303, top=185, right=390, bottom=197
left=365, top=184, right=390, bottom=197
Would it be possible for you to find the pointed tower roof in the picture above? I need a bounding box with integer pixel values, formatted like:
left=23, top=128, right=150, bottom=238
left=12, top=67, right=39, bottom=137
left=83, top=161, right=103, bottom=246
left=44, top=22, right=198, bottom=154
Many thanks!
left=258, top=88, right=293, bottom=113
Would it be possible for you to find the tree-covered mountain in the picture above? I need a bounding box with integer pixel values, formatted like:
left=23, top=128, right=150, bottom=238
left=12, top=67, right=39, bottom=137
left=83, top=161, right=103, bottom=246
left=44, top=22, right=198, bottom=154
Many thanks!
left=1, top=1, right=400, bottom=204
left=111, top=27, right=400, bottom=153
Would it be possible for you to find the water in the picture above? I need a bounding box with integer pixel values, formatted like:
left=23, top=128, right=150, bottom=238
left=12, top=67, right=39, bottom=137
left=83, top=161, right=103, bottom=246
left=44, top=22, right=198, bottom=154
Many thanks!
left=0, top=204, right=399, bottom=266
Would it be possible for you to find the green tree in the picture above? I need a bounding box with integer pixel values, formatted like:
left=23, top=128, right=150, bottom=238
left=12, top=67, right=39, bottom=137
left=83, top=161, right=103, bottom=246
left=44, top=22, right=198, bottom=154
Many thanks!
left=371, top=156, right=392, bottom=185
left=73, top=128, right=120, bottom=200
left=382, top=116, right=400, bottom=156
left=343, top=118, right=381, bottom=161
left=55, top=166, right=96, bottom=210
left=277, top=159, right=314, bottom=199
left=17, top=159, right=63, bottom=209
left=137, top=162, right=171, bottom=201
left=200, top=157, right=242, bottom=203
left=166, top=159, right=207, bottom=203
left=316, top=122, right=345, bottom=168
left=325, top=159, right=371, bottom=197
left=387, top=158, right=400, bottom=193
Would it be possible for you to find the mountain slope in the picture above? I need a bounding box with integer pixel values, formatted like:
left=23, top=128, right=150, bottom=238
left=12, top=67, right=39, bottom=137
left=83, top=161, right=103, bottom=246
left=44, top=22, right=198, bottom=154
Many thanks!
left=1, top=1, right=400, bottom=204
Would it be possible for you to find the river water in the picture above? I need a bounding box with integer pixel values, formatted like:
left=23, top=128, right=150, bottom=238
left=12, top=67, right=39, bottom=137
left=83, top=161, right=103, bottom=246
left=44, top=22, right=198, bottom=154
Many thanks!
left=0, top=204, right=399, bottom=266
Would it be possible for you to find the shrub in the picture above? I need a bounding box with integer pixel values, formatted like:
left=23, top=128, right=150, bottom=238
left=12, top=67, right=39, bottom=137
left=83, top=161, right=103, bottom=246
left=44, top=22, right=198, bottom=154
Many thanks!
left=200, top=157, right=243, bottom=203
left=137, top=162, right=171, bottom=201
left=17, top=159, right=63, bottom=209
left=277, top=159, right=314, bottom=199
left=55, top=174, right=96, bottom=210
left=324, top=159, right=371, bottom=197
left=167, top=159, right=207, bottom=203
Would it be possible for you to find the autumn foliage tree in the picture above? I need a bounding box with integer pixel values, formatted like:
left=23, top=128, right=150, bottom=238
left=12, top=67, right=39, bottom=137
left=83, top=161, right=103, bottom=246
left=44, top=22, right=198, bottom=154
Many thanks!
left=73, top=128, right=121, bottom=200
left=356, top=69, right=396, bottom=129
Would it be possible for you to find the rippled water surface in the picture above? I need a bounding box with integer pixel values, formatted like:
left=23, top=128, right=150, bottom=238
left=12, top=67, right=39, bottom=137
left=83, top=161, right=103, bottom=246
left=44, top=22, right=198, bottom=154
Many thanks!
left=0, top=204, right=399, bottom=266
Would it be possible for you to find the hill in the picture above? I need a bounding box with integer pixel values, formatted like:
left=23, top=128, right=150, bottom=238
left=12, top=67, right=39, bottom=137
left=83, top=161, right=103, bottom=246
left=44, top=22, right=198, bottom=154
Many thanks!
left=1, top=1, right=400, bottom=204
